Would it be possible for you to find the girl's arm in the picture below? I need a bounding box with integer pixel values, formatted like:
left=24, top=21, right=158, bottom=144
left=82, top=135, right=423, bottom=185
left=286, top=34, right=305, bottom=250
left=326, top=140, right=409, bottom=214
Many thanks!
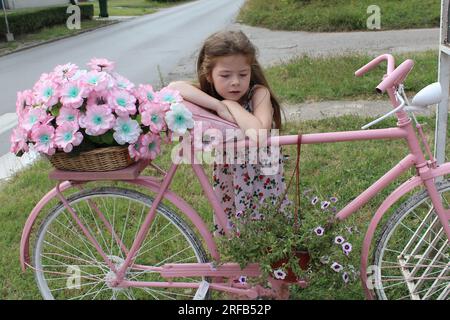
left=222, top=86, right=273, bottom=136
left=168, top=81, right=235, bottom=122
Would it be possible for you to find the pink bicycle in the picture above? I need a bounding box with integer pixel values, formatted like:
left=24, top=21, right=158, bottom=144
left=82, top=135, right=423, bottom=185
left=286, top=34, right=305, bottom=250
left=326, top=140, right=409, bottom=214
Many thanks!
left=19, top=54, right=449, bottom=300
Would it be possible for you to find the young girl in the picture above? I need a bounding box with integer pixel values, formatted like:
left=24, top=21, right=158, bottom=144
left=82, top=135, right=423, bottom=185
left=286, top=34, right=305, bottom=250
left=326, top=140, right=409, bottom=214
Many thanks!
left=169, top=30, right=290, bottom=235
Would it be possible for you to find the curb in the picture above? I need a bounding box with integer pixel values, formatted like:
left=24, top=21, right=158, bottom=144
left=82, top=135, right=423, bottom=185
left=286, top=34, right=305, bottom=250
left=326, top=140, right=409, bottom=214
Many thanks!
left=0, top=151, right=39, bottom=181
left=0, top=113, right=18, bottom=135
left=0, top=18, right=124, bottom=58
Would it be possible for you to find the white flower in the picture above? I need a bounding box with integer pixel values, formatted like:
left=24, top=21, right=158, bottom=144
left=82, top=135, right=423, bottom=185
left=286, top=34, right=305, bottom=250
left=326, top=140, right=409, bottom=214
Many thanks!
left=113, top=117, right=142, bottom=145
left=320, top=201, right=330, bottom=210
left=273, top=268, right=286, bottom=280
left=314, top=226, right=325, bottom=236
left=342, top=242, right=352, bottom=255
left=331, top=262, right=343, bottom=273
left=165, top=103, right=194, bottom=135
left=238, top=276, right=247, bottom=284
left=334, top=236, right=345, bottom=245
left=342, top=272, right=350, bottom=283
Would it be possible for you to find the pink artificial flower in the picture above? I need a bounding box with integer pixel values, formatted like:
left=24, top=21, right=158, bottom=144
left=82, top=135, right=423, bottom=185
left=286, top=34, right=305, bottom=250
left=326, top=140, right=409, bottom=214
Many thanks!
left=79, top=104, right=116, bottom=136
left=83, top=70, right=108, bottom=92
left=60, top=80, right=89, bottom=108
left=35, top=81, right=59, bottom=108
left=157, top=87, right=183, bottom=107
left=53, top=63, right=79, bottom=80
left=113, top=117, right=142, bottom=145
left=140, top=102, right=166, bottom=134
left=136, top=84, right=157, bottom=105
left=20, top=107, right=48, bottom=131
left=139, top=132, right=161, bottom=160
left=55, top=121, right=83, bottom=153
left=31, top=124, right=55, bottom=155
left=87, top=90, right=108, bottom=106
left=10, top=126, right=29, bottom=154
left=109, top=89, right=137, bottom=117
left=87, top=58, right=115, bottom=72
left=113, top=73, right=135, bottom=91
left=128, top=135, right=142, bottom=161
left=56, top=107, right=80, bottom=126
left=16, top=90, right=33, bottom=116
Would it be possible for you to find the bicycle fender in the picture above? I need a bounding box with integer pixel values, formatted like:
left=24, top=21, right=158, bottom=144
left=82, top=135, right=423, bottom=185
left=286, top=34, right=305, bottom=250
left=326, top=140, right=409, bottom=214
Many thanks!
left=360, top=162, right=450, bottom=299
left=20, top=181, right=73, bottom=272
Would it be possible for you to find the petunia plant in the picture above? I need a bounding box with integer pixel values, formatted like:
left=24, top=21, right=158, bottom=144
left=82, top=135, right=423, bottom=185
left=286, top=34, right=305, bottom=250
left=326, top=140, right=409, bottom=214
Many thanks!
left=10, top=58, right=196, bottom=163
left=219, top=188, right=359, bottom=288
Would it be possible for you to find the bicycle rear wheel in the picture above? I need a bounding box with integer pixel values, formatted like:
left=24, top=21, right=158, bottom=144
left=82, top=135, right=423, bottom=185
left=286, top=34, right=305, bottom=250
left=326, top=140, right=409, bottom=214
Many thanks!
left=373, top=179, right=450, bottom=300
left=33, top=187, right=209, bottom=300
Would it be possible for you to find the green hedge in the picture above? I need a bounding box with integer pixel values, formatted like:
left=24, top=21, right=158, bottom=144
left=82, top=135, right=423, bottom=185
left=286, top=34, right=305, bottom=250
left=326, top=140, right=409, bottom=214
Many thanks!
left=0, top=4, right=94, bottom=36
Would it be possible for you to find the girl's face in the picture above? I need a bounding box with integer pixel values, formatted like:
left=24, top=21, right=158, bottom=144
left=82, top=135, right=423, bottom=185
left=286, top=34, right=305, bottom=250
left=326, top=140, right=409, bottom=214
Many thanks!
left=209, top=54, right=251, bottom=102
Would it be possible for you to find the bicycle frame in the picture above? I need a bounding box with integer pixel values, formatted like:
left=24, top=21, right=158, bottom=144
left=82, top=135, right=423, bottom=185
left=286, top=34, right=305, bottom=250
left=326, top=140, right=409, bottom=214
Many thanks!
left=20, top=56, right=450, bottom=300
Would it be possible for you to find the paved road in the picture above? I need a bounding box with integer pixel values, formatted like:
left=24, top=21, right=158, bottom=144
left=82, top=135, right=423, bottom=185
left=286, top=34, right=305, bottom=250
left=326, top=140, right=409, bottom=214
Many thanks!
left=169, top=24, right=440, bottom=81
left=0, top=0, right=245, bottom=157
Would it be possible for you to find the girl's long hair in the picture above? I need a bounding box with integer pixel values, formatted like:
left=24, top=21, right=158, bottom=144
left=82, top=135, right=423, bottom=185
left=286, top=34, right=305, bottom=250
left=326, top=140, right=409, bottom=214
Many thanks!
left=197, top=30, right=283, bottom=129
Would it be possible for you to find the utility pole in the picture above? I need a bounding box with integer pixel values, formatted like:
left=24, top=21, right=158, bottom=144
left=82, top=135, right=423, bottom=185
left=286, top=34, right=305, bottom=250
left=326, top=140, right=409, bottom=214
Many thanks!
left=1, top=0, right=14, bottom=42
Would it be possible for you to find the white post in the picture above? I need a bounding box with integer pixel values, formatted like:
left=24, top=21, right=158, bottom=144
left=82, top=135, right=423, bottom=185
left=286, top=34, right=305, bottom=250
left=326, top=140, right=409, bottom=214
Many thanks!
left=436, top=0, right=449, bottom=166
left=1, top=0, right=14, bottom=42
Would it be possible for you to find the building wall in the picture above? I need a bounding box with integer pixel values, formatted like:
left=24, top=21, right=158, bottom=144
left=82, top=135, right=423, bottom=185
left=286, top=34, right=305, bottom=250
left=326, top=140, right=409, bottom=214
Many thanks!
left=5, top=0, right=71, bottom=9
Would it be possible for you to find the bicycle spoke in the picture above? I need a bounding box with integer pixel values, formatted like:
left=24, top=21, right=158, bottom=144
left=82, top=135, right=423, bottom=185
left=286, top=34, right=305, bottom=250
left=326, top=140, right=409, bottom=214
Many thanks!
left=56, top=213, right=100, bottom=262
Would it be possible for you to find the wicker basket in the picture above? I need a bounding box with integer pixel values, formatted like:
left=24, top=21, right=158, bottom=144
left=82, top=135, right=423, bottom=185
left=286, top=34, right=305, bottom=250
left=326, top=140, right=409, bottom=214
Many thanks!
left=48, top=146, right=134, bottom=172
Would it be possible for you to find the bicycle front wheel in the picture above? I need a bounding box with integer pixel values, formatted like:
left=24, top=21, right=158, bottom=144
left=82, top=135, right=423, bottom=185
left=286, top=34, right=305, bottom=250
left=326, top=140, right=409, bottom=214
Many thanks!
left=373, top=179, right=450, bottom=300
left=33, top=187, right=209, bottom=300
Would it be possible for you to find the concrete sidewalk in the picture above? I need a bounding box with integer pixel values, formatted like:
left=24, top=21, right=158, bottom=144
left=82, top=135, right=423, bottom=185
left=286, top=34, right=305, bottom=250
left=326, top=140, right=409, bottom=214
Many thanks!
left=282, top=99, right=440, bottom=122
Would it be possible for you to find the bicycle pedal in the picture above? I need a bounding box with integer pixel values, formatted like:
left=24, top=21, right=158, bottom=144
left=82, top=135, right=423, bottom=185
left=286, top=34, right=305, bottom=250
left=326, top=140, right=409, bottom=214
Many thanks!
left=193, top=280, right=210, bottom=300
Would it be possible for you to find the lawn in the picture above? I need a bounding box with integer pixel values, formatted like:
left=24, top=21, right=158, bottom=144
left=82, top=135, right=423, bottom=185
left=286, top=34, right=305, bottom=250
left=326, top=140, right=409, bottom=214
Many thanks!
left=1, top=114, right=448, bottom=299
left=266, top=51, right=439, bottom=103
left=91, top=0, right=189, bottom=17
left=238, top=0, right=440, bottom=32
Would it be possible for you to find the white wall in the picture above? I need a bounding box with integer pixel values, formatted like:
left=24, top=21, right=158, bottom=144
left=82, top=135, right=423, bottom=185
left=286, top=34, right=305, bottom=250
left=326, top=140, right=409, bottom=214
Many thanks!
left=5, top=0, right=71, bottom=9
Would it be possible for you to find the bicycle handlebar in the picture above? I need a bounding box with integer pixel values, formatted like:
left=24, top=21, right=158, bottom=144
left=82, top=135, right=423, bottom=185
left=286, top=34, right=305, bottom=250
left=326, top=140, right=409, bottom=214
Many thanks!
left=375, top=59, right=414, bottom=93
left=355, top=53, right=395, bottom=77
left=354, top=54, right=415, bottom=94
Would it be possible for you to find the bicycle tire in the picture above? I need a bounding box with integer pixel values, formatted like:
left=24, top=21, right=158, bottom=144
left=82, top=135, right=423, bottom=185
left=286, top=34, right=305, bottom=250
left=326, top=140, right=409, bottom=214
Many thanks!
left=373, top=179, right=450, bottom=300
left=33, top=186, right=209, bottom=300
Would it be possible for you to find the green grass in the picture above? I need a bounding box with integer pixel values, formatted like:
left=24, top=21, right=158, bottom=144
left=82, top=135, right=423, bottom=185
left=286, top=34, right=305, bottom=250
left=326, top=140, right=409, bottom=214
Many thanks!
left=266, top=51, right=439, bottom=103
left=1, top=115, right=448, bottom=299
left=92, top=0, right=188, bottom=16
left=238, top=0, right=441, bottom=32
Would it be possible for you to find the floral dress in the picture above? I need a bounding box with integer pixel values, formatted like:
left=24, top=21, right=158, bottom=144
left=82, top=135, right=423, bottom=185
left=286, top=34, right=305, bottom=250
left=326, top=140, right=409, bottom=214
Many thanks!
left=212, top=86, right=291, bottom=235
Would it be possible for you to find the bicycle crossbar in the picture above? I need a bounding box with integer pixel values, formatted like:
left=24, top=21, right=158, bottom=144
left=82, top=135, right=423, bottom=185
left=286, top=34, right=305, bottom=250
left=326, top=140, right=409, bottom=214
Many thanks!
left=225, top=127, right=408, bottom=150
